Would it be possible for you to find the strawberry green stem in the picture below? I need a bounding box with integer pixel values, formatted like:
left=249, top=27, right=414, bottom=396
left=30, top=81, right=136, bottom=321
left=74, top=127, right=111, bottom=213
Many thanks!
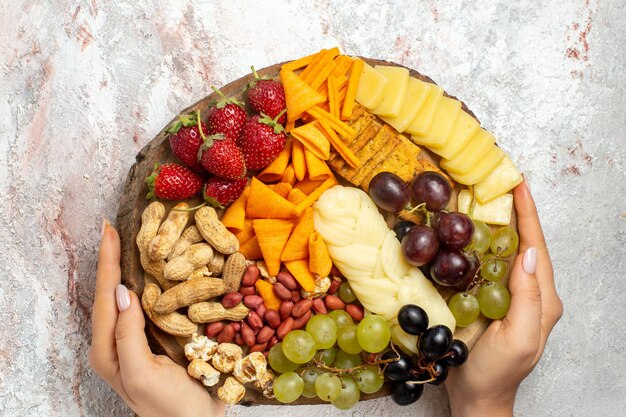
left=196, top=109, right=207, bottom=141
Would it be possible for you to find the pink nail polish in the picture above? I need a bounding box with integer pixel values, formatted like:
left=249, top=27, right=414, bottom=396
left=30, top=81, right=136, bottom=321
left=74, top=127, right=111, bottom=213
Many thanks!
left=523, top=247, right=537, bottom=274
left=101, top=219, right=109, bottom=241
left=116, top=284, right=131, bottom=311
left=524, top=175, right=532, bottom=193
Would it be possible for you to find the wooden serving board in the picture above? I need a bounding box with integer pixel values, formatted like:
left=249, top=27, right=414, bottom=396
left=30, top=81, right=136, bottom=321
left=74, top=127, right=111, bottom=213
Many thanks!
left=116, top=58, right=517, bottom=406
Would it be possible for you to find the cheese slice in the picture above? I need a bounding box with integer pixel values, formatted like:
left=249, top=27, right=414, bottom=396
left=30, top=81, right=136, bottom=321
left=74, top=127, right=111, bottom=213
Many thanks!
left=355, top=63, right=388, bottom=109
left=431, top=110, right=480, bottom=159
left=449, top=145, right=505, bottom=185
left=457, top=190, right=513, bottom=225
left=474, top=154, right=523, bottom=204
left=440, top=128, right=495, bottom=175
left=411, top=97, right=461, bottom=148
left=380, top=77, right=431, bottom=133
left=371, top=66, right=410, bottom=117
left=404, top=83, right=443, bottom=136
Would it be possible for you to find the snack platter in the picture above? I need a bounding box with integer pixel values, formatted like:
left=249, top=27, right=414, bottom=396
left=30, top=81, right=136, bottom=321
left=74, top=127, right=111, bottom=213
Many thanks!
left=117, top=51, right=521, bottom=408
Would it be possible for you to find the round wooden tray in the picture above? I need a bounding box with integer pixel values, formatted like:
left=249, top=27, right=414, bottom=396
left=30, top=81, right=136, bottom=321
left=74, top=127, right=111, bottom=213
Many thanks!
left=116, top=58, right=517, bottom=406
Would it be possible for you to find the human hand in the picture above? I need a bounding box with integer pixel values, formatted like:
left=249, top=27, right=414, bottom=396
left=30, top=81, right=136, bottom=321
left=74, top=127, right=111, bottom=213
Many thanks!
left=89, top=222, right=225, bottom=417
left=445, top=180, right=563, bottom=417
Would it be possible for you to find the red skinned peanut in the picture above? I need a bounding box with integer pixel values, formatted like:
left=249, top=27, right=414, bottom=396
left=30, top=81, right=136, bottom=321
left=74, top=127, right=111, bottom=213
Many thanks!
left=279, top=301, right=294, bottom=320
left=242, top=264, right=260, bottom=286
left=293, top=310, right=312, bottom=329
left=346, top=304, right=364, bottom=321
left=273, top=283, right=292, bottom=301
left=324, top=295, right=346, bottom=310
left=265, top=309, right=281, bottom=329
left=276, top=272, right=298, bottom=290
left=312, top=298, right=327, bottom=314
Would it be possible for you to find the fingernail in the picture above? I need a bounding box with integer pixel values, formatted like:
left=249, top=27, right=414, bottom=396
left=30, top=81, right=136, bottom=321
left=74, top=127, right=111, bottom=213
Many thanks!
left=116, top=284, right=131, bottom=312
left=100, top=219, right=109, bottom=241
left=523, top=247, right=537, bottom=274
left=523, top=175, right=532, bottom=193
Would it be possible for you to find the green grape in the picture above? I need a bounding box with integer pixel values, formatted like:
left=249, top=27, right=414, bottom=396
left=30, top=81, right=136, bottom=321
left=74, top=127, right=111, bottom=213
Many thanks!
left=490, top=227, right=519, bottom=256
left=273, top=372, right=304, bottom=403
left=282, top=330, right=317, bottom=364
left=481, top=254, right=508, bottom=282
left=337, top=324, right=362, bottom=354
left=331, top=376, right=360, bottom=410
left=334, top=350, right=362, bottom=369
left=268, top=343, right=299, bottom=373
left=314, top=347, right=337, bottom=366
left=356, top=314, right=390, bottom=353
left=338, top=282, right=357, bottom=303
left=301, top=366, right=323, bottom=398
left=353, top=365, right=384, bottom=394
left=477, top=282, right=511, bottom=319
left=329, top=309, right=354, bottom=328
left=315, top=373, right=342, bottom=401
left=306, top=314, right=338, bottom=349
left=466, top=220, right=492, bottom=255
left=448, top=292, right=480, bottom=327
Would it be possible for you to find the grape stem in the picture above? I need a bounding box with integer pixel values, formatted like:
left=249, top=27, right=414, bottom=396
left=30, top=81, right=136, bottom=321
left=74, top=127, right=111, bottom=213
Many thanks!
left=311, top=356, right=399, bottom=375
left=464, top=251, right=511, bottom=293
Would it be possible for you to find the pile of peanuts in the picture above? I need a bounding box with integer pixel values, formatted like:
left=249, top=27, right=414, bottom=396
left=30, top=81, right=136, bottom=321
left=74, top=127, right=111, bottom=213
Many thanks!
left=206, top=264, right=366, bottom=359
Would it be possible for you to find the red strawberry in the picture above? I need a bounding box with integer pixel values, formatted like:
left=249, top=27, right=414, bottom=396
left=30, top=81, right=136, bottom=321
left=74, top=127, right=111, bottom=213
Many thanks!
left=198, top=134, right=247, bottom=180
left=237, top=111, right=288, bottom=170
left=206, top=87, right=248, bottom=141
left=246, top=66, right=287, bottom=124
left=167, top=112, right=207, bottom=172
left=203, top=176, right=247, bottom=208
left=145, top=163, right=204, bottom=200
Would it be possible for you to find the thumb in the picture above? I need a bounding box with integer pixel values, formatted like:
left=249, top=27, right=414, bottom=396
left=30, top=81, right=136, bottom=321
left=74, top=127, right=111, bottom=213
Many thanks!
left=114, top=284, right=154, bottom=375
left=501, top=247, right=542, bottom=349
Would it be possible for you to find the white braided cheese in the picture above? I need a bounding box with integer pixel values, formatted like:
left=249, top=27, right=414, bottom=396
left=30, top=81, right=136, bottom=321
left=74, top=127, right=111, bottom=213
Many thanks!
left=313, top=185, right=456, bottom=354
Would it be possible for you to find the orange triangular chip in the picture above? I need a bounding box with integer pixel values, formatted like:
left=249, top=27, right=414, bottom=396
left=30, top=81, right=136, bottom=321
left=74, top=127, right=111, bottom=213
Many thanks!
left=220, top=186, right=249, bottom=232
left=295, top=177, right=338, bottom=216
left=284, top=259, right=317, bottom=292
left=246, top=177, right=296, bottom=219
left=280, top=69, right=325, bottom=123
left=291, top=139, right=307, bottom=181
left=291, top=122, right=331, bottom=160
left=281, top=208, right=314, bottom=262
left=257, top=138, right=292, bottom=183
left=294, top=177, right=325, bottom=195
left=309, top=232, right=332, bottom=277
left=268, top=182, right=293, bottom=199
left=239, top=235, right=263, bottom=260
left=287, top=188, right=308, bottom=205
left=253, top=219, right=294, bottom=276
left=281, top=164, right=296, bottom=185
left=304, top=149, right=333, bottom=180
left=233, top=219, right=255, bottom=245
left=255, top=280, right=282, bottom=311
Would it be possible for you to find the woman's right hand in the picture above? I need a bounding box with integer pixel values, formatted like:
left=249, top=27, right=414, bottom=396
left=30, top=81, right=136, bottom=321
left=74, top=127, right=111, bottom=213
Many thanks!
left=445, top=180, right=563, bottom=416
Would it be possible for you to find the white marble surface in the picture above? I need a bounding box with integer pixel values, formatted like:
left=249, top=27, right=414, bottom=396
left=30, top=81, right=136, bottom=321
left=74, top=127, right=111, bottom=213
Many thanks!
left=1, top=0, right=625, bottom=416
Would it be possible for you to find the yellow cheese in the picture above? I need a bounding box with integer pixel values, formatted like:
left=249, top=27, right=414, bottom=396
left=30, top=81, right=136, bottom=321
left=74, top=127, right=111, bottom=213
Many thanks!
left=411, top=97, right=461, bottom=148
left=431, top=110, right=479, bottom=159
left=371, top=65, right=410, bottom=117
left=355, top=63, right=388, bottom=109
left=474, top=154, right=523, bottom=204
left=404, top=83, right=443, bottom=136
left=440, top=128, right=495, bottom=175
left=448, top=145, right=505, bottom=185
left=457, top=190, right=513, bottom=226
left=380, top=77, right=431, bottom=133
